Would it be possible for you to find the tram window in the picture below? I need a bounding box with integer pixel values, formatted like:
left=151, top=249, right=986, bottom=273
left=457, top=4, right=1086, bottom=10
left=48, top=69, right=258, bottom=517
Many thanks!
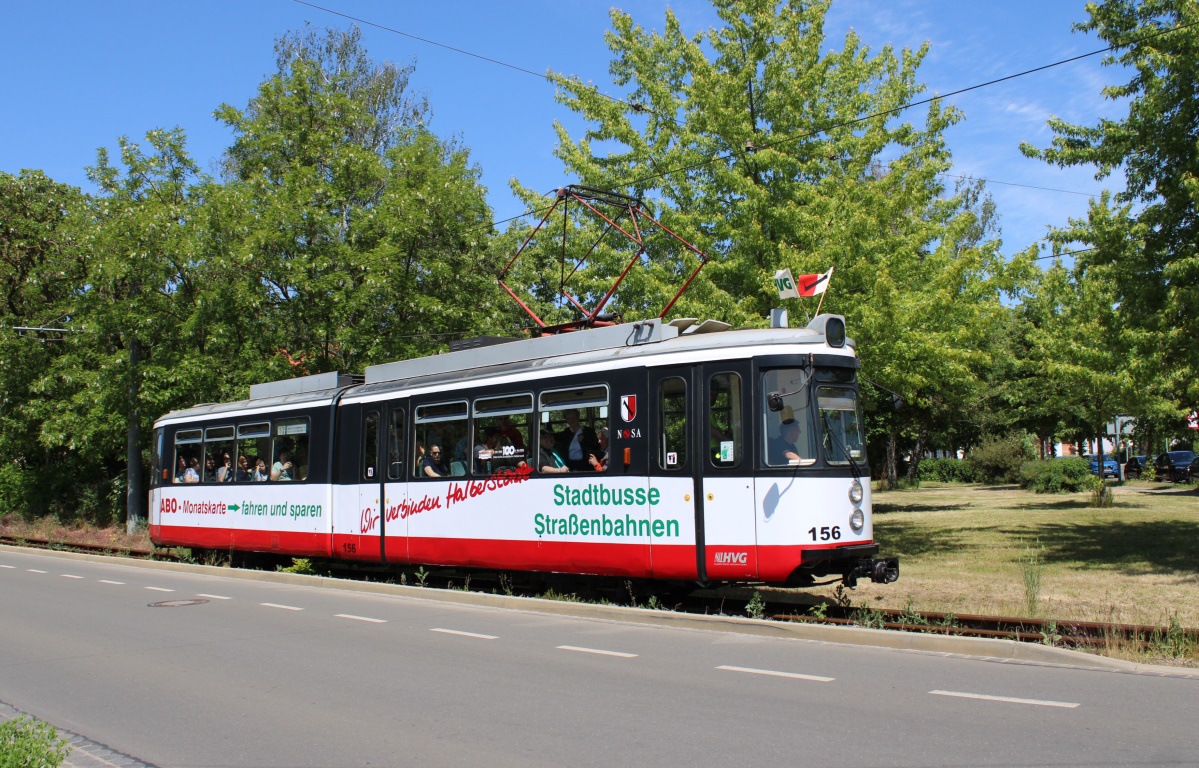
left=473, top=394, right=533, bottom=475
left=657, top=378, right=687, bottom=471
left=414, top=400, right=468, bottom=478
left=815, top=367, right=856, bottom=383
left=362, top=411, right=380, bottom=480
left=388, top=409, right=406, bottom=480
left=172, top=429, right=202, bottom=484
left=272, top=417, right=310, bottom=481
left=708, top=373, right=743, bottom=468
left=204, top=426, right=236, bottom=484
left=817, top=386, right=866, bottom=464
left=152, top=428, right=164, bottom=487
left=762, top=369, right=817, bottom=467
left=539, top=386, right=608, bottom=472
left=237, top=422, right=271, bottom=482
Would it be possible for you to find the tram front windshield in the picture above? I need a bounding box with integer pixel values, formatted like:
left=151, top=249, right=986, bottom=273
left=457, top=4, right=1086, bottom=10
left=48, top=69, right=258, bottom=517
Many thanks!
left=817, top=382, right=865, bottom=465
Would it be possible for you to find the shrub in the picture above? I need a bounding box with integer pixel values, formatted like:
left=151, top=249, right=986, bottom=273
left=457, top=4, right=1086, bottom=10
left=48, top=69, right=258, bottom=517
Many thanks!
left=0, top=715, right=71, bottom=768
left=916, top=458, right=979, bottom=483
left=966, top=434, right=1037, bottom=484
left=1020, top=458, right=1101, bottom=494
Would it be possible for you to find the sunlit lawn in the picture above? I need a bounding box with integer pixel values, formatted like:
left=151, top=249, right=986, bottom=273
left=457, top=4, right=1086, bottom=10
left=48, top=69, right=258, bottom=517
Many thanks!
left=825, top=481, right=1199, bottom=633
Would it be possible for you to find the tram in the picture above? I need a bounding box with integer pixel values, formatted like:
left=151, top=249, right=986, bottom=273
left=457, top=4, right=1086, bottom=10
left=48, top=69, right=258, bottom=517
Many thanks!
left=148, top=312, right=898, bottom=587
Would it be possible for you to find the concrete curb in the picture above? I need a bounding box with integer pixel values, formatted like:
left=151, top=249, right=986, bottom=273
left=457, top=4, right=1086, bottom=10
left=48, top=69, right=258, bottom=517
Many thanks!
left=6, top=544, right=1197, bottom=679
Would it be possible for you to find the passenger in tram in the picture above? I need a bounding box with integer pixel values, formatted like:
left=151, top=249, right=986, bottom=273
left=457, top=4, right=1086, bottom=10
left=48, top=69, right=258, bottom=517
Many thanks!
left=538, top=430, right=569, bottom=474
left=184, top=457, right=201, bottom=484
left=252, top=458, right=270, bottom=482
left=216, top=453, right=234, bottom=483
left=271, top=450, right=295, bottom=481
left=421, top=445, right=448, bottom=477
left=235, top=455, right=252, bottom=482
left=588, top=428, right=610, bottom=472
left=768, top=411, right=804, bottom=465
left=557, top=409, right=598, bottom=472
left=496, top=415, right=525, bottom=448
left=203, top=455, right=219, bottom=483
left=474, top=428, right=499, bottom=474
left=174, top=456, right=188, bottom=484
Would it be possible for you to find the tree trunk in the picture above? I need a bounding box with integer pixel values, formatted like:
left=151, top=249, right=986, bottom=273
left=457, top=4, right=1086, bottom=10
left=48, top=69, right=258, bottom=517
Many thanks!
left=885, top=430, right=898, bottom=490
left=906, top=420, right=929, bottom=482
left=126, top=336, right=145, bottom=534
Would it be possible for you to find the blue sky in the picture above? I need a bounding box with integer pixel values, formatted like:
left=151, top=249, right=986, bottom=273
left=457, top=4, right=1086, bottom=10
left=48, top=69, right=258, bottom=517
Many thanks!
left=1, top=1, right=1125, bottom=262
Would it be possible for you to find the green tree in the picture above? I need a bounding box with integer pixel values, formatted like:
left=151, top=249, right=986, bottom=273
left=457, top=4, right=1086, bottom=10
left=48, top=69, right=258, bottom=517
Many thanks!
left=1020, top=0, right=1199, bottom=417
left=1020, top=256, right=1137, bottom=465
left=215, top=26, right=502, bottom=372
left=67, top=128, right=203, bottom=530
left=0, top=170, right=87, bottom=518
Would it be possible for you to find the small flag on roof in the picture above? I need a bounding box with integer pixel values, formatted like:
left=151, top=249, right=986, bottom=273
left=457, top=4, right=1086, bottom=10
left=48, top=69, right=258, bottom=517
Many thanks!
left=797, top=267, right=833, bottom=297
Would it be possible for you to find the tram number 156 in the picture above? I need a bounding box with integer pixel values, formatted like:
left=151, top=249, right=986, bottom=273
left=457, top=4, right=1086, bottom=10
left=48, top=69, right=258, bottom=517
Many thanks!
left=808, top=526, right=841, bottom=541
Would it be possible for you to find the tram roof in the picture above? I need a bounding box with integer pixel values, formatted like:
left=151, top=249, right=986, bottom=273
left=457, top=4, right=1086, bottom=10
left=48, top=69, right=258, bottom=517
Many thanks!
left=156, top=315, right=855, bottom=424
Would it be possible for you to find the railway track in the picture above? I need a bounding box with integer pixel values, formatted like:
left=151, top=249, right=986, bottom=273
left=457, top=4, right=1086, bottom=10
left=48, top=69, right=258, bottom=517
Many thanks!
left=4, top=534, right=1195, bottom=652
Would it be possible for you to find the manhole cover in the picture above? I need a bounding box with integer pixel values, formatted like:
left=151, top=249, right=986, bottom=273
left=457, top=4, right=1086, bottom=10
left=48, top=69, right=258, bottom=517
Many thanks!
left=148, top=599, right=209, bottom=608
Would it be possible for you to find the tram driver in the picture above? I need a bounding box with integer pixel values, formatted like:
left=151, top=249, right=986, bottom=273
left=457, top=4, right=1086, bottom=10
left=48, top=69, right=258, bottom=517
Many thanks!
left=768, top=409, right=804, bottom=465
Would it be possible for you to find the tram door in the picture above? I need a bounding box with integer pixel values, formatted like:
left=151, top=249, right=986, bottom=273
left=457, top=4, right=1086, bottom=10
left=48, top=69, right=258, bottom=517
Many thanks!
left=700, top=363, right=757, bottom=580
left=648, top=367, right=700, bottom=580
left=354, top=409, right=385, bottom=561
left=355, top=404, right=409, bottom=563
left=381, top=404, right=409, bottom=564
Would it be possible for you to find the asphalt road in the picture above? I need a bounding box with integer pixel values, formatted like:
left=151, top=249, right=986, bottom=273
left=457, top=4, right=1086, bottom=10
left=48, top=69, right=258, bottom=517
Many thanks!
left=1, top=548, right=1196, bottom=768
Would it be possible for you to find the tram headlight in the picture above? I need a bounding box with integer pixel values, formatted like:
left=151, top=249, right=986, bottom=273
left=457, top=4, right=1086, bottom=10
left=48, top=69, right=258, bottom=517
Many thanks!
left=849, top=507, right=865, bottom=533
left=848, top=480, right=864, bottom=505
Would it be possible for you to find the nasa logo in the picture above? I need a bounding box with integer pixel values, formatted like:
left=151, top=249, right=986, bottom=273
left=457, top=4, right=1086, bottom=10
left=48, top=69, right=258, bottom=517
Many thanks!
left=621, top=395, right=637, bottom=422
left=713, top=551, right=749, bottom=565
left=618, top=428, right=642, bottom=439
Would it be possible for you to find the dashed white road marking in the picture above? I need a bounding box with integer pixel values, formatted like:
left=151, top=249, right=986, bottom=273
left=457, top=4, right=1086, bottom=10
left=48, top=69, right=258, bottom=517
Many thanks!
left=0, top=564, right=15, bottom=569
left=717, top=665, right=834, bottom=682
left=430, top=628, right=497, bottom=640
left=261, top=603, right=302, bottom=611
left=197, top=594, right=231, bottom=600
left=557, top=645, right=638, bottom=658
left=27, top=569, right=47, bottom=574
left=336, top=614, right=386, bottom=624
left=61, top=574, right=84, bottom=579
left=99, top=580, right=124, bottom=585
left=929, top=690, right=1080, bottom=708
left=145, top=587, right=175, bottom=592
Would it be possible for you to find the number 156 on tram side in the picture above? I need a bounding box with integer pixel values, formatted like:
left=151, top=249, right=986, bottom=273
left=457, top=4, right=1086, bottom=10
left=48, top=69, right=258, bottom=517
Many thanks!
left=148, top=313, right=899, bottom=588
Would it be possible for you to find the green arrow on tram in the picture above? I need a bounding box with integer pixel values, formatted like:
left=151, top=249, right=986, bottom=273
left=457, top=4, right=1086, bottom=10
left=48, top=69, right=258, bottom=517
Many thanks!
left=227, top=504, right=240, bottom=511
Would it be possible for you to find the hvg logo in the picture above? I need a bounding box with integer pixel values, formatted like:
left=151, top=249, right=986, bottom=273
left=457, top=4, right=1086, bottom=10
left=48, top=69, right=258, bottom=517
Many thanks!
left=713, top=551, right=748, bottom=565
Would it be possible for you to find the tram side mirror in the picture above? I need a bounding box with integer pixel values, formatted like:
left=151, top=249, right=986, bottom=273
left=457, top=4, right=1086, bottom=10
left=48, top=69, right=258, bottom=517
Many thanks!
left=767, top=392, right=784, bottom=412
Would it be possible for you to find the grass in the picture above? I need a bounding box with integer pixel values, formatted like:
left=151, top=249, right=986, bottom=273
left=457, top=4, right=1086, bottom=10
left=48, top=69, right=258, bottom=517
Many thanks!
left=812, top=480, right=1199, bottom=663
left=0, top=513, right=152, bottom=554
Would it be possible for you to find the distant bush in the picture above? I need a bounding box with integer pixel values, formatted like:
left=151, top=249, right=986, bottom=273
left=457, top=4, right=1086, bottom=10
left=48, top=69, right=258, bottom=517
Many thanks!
left=967, top=434, right=1037, bottom=484
left=1020, top=458, right=1101, bottom=494
left=0, top=715, right=71, bottom=768
left=916, top=458, right=980, bottom=483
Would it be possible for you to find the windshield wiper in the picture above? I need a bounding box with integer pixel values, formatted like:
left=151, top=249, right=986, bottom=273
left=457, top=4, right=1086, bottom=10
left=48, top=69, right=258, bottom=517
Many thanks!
left=821, top=410, right=862, bottom=480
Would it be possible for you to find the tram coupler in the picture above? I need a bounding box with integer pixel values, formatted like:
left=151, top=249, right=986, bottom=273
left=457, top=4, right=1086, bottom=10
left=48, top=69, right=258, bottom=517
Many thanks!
left=843, top=557, right=900, bottom=588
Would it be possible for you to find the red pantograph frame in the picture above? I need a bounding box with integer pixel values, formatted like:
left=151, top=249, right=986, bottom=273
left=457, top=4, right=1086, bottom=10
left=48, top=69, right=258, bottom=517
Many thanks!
left=498, top=185, right=708, bottom=333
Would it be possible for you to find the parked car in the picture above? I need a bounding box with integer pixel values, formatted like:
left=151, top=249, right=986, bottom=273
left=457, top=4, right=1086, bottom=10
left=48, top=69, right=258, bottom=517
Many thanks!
left=1154, top=451, right=1196, bottom=483
left=1084, top=454, right=1119, bottom=478
left=1190, top=454, right=1199, bottom=483
left=1124, top=455, right=1149, bottom=479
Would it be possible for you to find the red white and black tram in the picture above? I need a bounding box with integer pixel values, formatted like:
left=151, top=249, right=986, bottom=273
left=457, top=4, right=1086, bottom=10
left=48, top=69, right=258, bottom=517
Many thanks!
left=149, top=313, right=898, bottom=587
